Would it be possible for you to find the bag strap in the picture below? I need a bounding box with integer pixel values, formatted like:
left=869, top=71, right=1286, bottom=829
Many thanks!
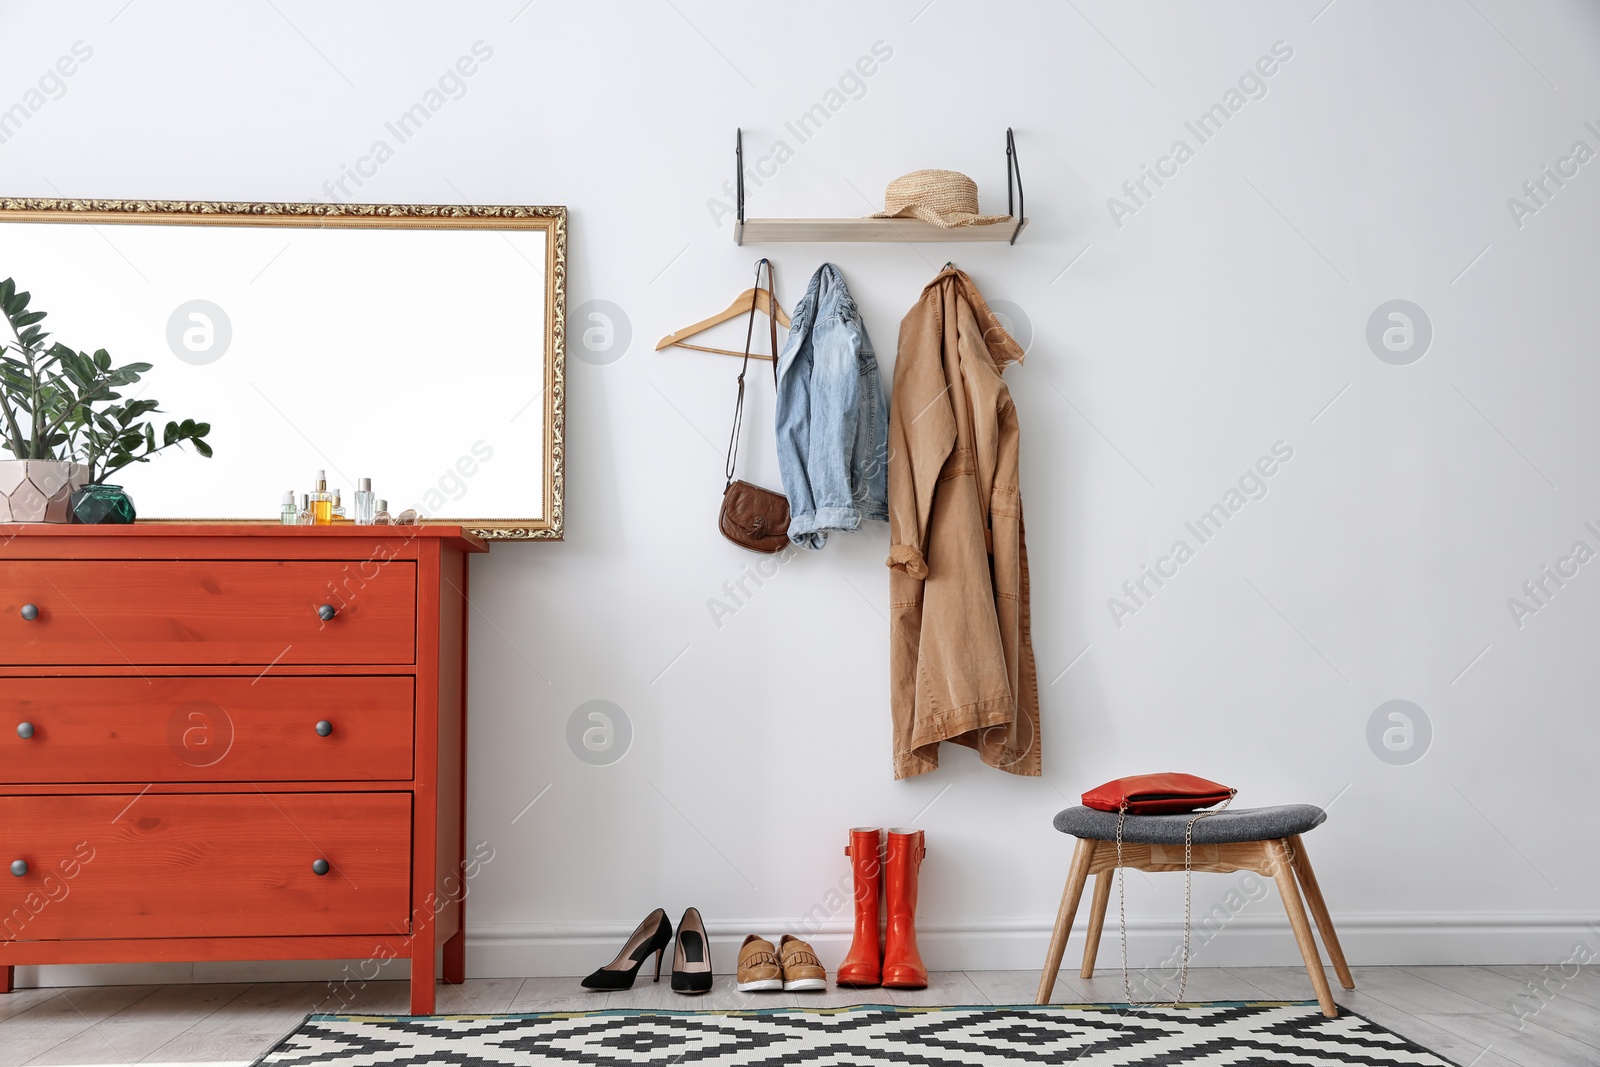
left=725, top=258, right=778, bottom=488
left=1115, top=788, right=1237, bottom=1006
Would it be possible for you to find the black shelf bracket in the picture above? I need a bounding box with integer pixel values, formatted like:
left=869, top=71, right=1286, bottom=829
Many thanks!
left=735, top=128, right=745, bottom=246
left=1005, top=127, right=1024, bottom=245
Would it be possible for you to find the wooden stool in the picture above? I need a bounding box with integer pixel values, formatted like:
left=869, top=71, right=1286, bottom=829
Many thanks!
left=1035, top=804, right=1353, bottom=1017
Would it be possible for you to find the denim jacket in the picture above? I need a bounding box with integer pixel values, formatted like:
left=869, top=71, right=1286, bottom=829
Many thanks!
left=775, top=263, right=890, bottom=548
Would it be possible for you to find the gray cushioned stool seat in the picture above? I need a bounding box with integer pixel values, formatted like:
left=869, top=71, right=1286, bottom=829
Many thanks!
left=1053, top=804, right=1326, bottom=845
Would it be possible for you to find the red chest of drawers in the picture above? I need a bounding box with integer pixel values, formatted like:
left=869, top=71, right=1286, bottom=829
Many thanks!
left=0, top=524, right=486, bottom=1014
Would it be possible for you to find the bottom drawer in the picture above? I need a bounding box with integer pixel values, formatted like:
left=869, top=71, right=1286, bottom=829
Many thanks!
left=0, top=793, right=412, bottom=940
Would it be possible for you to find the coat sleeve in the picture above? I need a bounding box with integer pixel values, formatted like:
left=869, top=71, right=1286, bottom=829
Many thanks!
left=886, top=284, right=955, bottom=580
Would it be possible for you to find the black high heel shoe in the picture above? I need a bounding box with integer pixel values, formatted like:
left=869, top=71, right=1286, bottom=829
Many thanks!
left=671, top=907, right=714, bottom=995
left=581, top=908, right=673, bottom=990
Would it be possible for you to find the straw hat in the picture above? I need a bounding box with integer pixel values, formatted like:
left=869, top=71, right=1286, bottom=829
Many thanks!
left=868, top=169, right=1009, bottom=228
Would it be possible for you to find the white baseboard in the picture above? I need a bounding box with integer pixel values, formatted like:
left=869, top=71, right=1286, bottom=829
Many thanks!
left=10, top=913, right=1598, bottom=989
left=467, top=912, right=1600, bottom=978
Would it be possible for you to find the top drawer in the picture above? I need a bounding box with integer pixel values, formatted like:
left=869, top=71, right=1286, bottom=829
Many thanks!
left=0, top=560, right=416, bottom=666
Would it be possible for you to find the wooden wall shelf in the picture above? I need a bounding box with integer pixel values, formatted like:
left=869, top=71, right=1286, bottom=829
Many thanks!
left=733, top=128, right=1026, bottom=247
left=738, top=217, right=1028, bottom=244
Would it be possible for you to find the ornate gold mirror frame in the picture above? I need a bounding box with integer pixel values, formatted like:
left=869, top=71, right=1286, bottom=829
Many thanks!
left=0, top=198, right=565, bottom=541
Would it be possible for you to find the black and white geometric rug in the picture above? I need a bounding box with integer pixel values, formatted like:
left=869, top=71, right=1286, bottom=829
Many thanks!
left=254, top=1002, right=1461, bottom=1066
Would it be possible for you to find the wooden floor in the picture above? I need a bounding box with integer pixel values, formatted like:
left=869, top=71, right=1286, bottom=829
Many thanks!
left=0, top=966, right=1594, bottom=1066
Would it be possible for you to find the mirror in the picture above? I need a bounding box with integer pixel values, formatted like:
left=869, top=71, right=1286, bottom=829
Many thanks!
left=0, top=198, right=565, bottom=540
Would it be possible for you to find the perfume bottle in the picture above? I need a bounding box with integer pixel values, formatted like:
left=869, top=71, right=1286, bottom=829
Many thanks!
left=311, top=471, right=333, bottom=525
left=332, top=488, right=348, bottom=523
left=297, top=492, right=315, bottom=525
left=352, top=478, right=376, bottom=525
left=280, top=491, right=298, bottom=526
left=373, top=499, right=392, bottom=526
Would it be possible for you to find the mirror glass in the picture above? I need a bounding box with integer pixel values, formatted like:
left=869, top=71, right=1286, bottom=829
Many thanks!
left=0, top=202, right=565, bottom=539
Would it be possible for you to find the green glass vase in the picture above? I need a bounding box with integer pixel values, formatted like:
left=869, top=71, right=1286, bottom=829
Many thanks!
left=68, top=484, right=137, bottom=525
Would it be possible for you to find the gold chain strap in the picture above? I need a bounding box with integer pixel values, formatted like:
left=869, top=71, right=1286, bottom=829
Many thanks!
left=1116, top=791, right=1236, bottom=1006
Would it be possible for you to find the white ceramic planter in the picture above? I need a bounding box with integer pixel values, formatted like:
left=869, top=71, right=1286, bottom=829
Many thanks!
left=0, top=460, right=90, bottom=522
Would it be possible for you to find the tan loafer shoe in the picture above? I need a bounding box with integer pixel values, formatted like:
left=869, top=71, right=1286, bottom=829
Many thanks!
left=736, top=934, right=783, bottom=992
left=778, top=934, right=827, bottom=992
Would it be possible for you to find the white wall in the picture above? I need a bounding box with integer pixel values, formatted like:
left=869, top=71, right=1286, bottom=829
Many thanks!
left=5, top=0, right=1599, bottom=985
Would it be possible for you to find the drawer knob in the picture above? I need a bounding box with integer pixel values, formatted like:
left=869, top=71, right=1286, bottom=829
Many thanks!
left=315, top=720, right=333, bottom=737
left=317, top=604, right=337, bottom=621
left=312, top=858, right=330, bottom=876
left=16, top=722, right=33, bottom=739
left=19, top=604, right=38, bottom=621
left=9, top=860, right=26, bottom=877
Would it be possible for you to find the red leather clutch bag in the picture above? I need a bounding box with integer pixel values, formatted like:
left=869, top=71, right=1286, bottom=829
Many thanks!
left=1082, top=773, right=1236, bottom=815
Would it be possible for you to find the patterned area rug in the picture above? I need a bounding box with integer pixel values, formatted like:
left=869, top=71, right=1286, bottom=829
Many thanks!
left=254, top=1002, right=1461, bottom=1066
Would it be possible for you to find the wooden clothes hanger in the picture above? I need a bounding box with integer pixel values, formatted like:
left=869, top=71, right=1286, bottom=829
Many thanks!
left=656, top=282, right=791, bottom=360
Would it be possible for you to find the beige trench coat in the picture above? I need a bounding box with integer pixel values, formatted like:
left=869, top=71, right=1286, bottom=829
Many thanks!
left=886, top=267, right=1040, bottom=780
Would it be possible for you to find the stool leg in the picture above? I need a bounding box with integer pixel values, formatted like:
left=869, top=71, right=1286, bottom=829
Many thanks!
left=1036, top=837, right=1093, bottom=1004
left=1268, top=839, right=1337, bottom=1018
left=1079, top=872, right=1113, bottom=979
left=1288, top=835, right=1354, bottom=990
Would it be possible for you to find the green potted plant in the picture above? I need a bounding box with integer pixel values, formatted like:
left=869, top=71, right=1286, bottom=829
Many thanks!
left=0, top=277, right=212, bottom=523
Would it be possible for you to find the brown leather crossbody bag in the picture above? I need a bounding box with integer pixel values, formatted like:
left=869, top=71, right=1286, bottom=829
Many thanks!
left=719, top=258, right=790, bottom=553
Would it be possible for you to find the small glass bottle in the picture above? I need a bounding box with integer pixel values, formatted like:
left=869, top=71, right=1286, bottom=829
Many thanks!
left=296, top=492, right=315, bottom=525
left=373, top=499, right=392, bottom=526
left=352, top=478, right=376, bottom=525
left=332, top=488, right=348, bottom=523
left=311, top=471, right=333, bottom=525
left=280, top=491, right=298, bottom=526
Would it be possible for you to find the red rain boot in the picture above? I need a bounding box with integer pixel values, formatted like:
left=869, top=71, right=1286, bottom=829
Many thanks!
left=835, top=827, right=883, bottom=987
left=881, top=827, right=928, bottom=989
